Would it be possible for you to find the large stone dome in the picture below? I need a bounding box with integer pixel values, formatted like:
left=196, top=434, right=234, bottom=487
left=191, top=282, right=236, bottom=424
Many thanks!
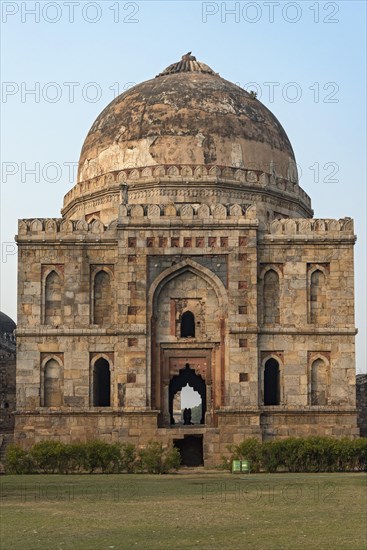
left=63, top=54, right=312, bottom=222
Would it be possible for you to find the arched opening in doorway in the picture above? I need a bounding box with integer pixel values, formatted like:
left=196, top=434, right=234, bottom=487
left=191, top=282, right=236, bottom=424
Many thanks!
left=172, top=384, right=202, bottom=424
left=169, top=364, right=206, bottom=425
left=264, top=358, right=280, bottom=405
left=93, top=358, right=111, bottom=407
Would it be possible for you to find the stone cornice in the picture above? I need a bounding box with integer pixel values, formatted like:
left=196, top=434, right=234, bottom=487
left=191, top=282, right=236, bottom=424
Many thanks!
left=62, top=164, right=312, bottom=216
left=260, top=237, right=356, bottom=245
left=14, top=409, right=160, bottom=416
left=217, top=408, right=358, bottom=414
left=15, top=407, right=358, bottom=416
left=16, top=203, right=259, bottom=243
left=230, top=327, right=357, bottom=335
left=16, top=326, right=357, bottom=337
left=16, top=327, right=146, bottom=337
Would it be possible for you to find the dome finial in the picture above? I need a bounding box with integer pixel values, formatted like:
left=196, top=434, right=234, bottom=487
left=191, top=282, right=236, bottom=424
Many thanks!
left=157, top=55, right=217, bottom=77
left=182, top=52, right=196, bottom=62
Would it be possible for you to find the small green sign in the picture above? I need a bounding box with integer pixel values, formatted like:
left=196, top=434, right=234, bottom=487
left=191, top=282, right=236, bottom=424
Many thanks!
left=232, top=460, right=241, bottom=473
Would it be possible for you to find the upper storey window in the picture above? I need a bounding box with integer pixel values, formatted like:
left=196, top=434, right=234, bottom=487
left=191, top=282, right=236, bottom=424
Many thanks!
left=180, top=311, right=195, bottom=338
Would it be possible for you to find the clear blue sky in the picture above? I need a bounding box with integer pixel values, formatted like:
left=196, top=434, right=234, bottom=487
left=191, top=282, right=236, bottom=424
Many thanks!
left=1, top=1, right=366, bottom=372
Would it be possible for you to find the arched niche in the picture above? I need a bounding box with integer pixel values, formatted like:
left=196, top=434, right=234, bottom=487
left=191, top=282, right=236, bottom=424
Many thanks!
left=44, top=269, right=63, bottom=326
left=92, top=269, right=113, bottom=325
left=262, top=268, right=280, bottom=325
left=310, top=357, right=329, bottom=405
left=42, top=357, right=63, bottom=407
left=309, top=268, right=327, bottom=325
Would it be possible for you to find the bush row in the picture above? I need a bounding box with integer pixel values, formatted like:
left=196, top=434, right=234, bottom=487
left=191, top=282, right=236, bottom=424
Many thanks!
left=222, top=437, right=367, bottom=473
left=5, top=440, right=181, bottom=475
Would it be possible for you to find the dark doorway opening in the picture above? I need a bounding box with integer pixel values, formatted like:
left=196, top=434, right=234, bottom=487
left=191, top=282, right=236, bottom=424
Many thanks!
left=93, top=358, right=111, bottom=406
left=180, top=311, right=195, bottom=337
left=174, top=435, right=203, bottom=467
left=264, top=358, right=280, bottom=405
left=169, top=364, right=206, bottom=424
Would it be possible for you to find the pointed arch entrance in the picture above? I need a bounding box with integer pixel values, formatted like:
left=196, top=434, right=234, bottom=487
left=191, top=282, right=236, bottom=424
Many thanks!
left=148, top=259, right=228, bottom=428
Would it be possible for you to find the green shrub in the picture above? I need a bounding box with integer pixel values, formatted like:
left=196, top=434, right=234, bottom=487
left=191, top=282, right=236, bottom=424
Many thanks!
left=118, top=444, right=137, bottom=473
left=64, top=443, right=87, bottom=473
left=138, top=441, right=180, bottom=474
left=222, top=436, right=367, bottom=473
left=162, top=445, right=181, bottom=473
left=301, top=437, right=336, bottom=472
left=30, top=441, right=65, bottom=474
left=230, top=438, right=262, bottom=473
left=351, top=438, right=367, bottom=471
left=5, top=445, right=34, bottom=474
left=261, top=440, right=285, bottom=473
left=5, top=436, right=366, bottom=475
left=82, top=440, right=121, bottom=473
left=280, top=437, right=304, bottom=472
left=218, top=454, right=232, bottom=471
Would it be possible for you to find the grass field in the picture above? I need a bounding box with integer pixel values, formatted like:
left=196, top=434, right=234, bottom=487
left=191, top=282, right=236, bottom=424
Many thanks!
left=0, top=472, right=366, bottom=550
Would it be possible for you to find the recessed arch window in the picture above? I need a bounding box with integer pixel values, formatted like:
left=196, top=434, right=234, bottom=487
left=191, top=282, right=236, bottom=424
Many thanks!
left=44, top=358, right=62, bottom=407
left=44, top=270, right=62, bottom=325
left=263, top=269, right=280, bottom=324
left=93, top=270, right=112, bottom=325
left=180, top=311, right=195, bottom=338
left=310, top=358, right=328, bottom=405
left=310, top=269, right=326, bottom=324
left=264, top=358, right=280, bottom=406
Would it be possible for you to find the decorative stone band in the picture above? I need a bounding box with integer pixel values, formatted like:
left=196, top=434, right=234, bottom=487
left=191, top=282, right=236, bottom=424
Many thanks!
left=16, top=327, right=146, bottom=337
left=62, top=165, right=311, bottom=212
left=17, top=203, right=257, bottom=239
left=13, top=408, right=359, bottom=416
left=16, top=212, right=355, bottom=241
left=216, top=408, right=359, bottom=414
left=14, top=410, right=160, bottom=416
left=268, top=217, right=354, bottom=235
left=15, top=327, right=357, bottom=337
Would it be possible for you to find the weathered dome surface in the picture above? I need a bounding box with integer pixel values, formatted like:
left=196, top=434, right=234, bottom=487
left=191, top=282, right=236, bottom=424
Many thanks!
left=78, top=63, right=295, bottom=182
left=0, top=312, right=16, bottom=334
left=63, top=54, right=312, bottom=221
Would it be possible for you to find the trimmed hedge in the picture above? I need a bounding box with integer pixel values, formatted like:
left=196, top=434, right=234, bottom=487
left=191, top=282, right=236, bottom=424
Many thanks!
left=5, top=440, right=180, bottom=475
left=7, top=437, right=366, bottom=474
left=223, top=437, right=367, bottom=473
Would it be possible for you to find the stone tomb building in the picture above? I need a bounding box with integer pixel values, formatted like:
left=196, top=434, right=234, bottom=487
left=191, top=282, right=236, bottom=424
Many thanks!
left=0, top=312, right=16, bottom=435
left=15, top=55, right=359, bottom=465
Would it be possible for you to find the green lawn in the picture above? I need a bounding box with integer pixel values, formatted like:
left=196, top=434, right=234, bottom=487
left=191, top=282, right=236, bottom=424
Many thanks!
left=1, top=472, right=366, bottom=550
